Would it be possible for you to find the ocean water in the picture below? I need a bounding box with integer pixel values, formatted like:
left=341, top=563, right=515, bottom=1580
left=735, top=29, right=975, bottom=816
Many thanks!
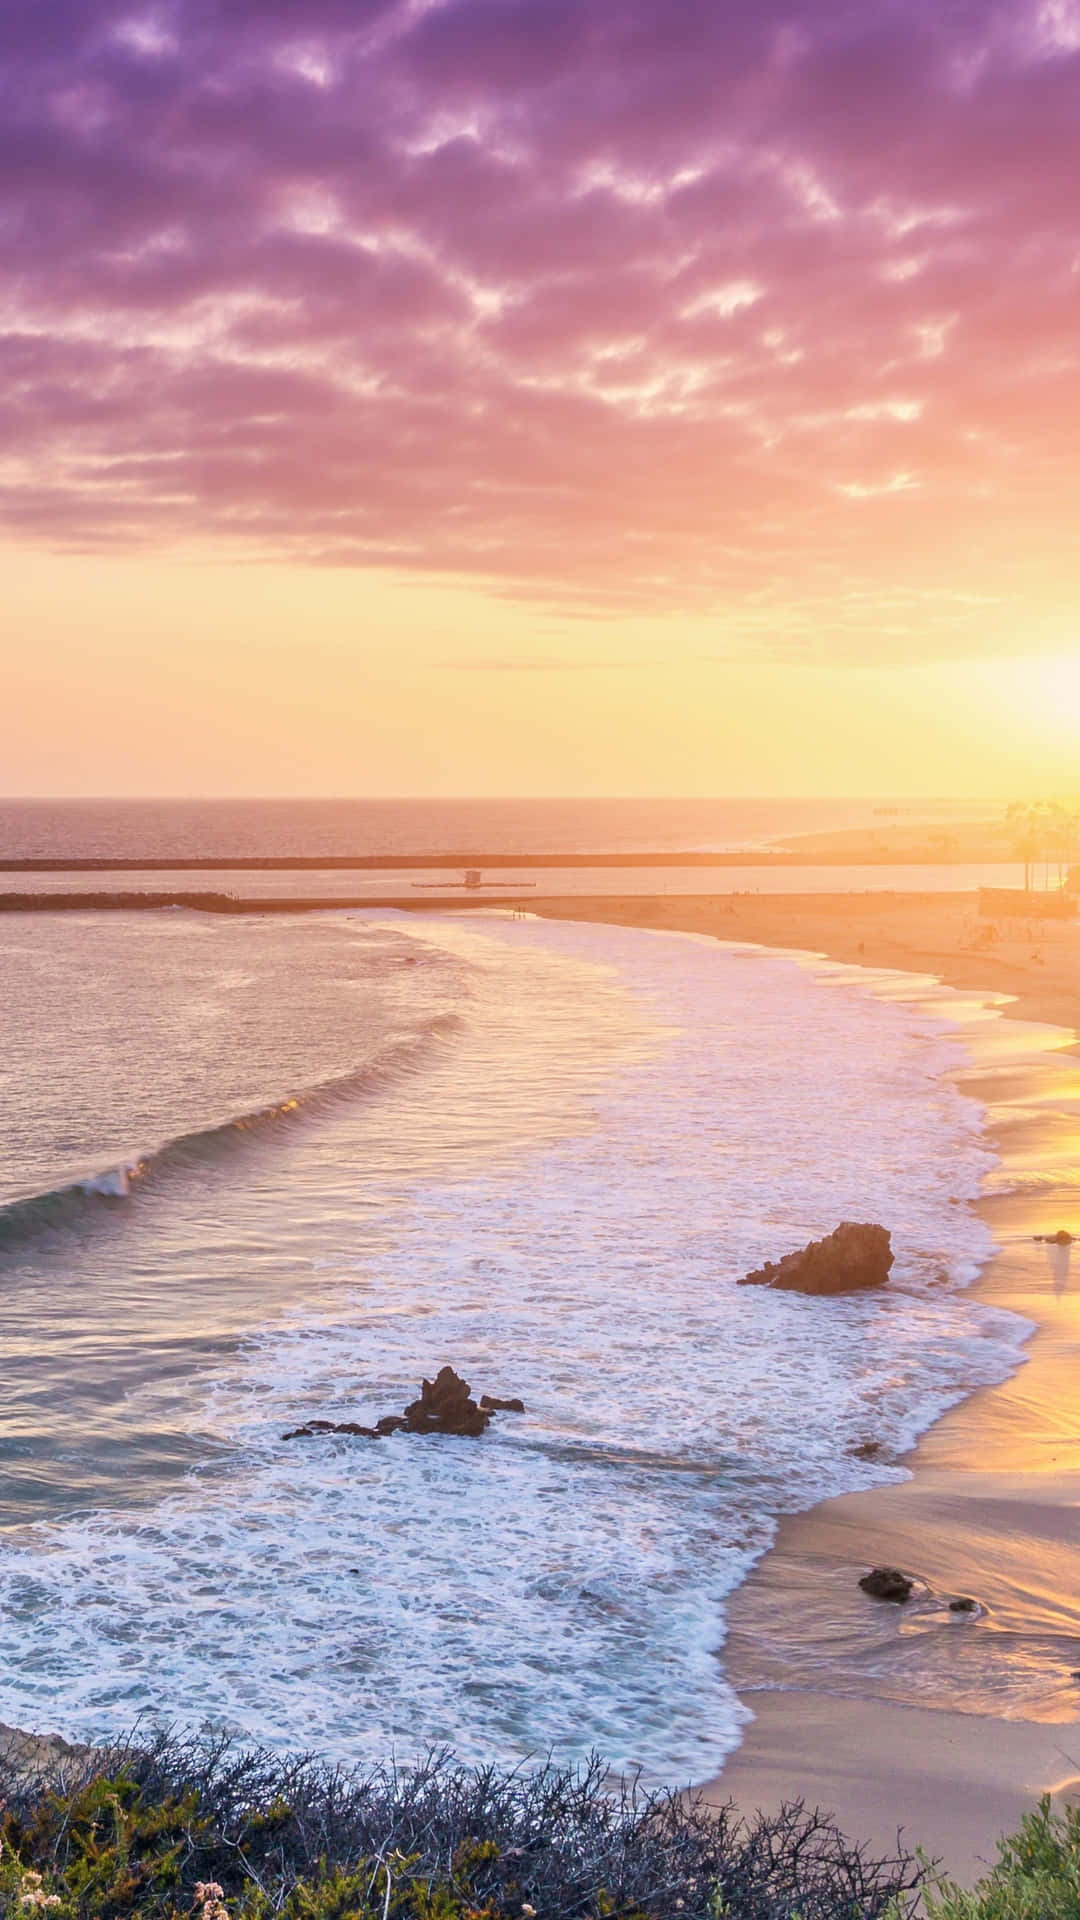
left=0, top=796, right=995, bottom=862
left=0, top=897, right=1030, bottom=1778
left=0, top=796, right=1017, bottom=902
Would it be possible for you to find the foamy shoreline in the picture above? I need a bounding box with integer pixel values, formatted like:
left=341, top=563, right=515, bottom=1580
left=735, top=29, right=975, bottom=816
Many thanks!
left=4, top=891, right=1078, bottom=1878
left=535, top=895, right=1080, bottom=1885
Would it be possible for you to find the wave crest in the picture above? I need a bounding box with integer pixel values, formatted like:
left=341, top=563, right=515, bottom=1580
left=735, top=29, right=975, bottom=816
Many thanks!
left=0, top=1012, right=461, bottom=1251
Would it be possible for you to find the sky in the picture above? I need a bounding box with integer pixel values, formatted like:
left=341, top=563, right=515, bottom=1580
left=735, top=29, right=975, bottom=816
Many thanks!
left=3, top=0, right=1080, bottom=795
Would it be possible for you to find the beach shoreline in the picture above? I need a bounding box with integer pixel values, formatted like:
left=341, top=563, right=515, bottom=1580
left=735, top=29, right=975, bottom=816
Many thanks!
left=534, top=892, right=1080, bottom=1885
left=5, top=886, right=1080, bottom=1885
left=530, top=889, right=1080, bottom=1039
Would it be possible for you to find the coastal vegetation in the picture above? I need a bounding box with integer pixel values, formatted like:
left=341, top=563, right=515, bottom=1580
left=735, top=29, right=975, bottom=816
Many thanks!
left=924, top=1796, right=1080, bottom=1920
left=0, top=1733, right=924, bottom=1920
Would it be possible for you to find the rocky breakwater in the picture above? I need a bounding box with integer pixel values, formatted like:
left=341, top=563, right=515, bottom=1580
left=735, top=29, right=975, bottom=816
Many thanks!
left=283, top=1366, right=525, bottom=1442
left=737, top=1221, right=894, bottom=1295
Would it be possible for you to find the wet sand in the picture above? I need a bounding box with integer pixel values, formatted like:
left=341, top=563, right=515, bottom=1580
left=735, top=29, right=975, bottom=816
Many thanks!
left=535, top=893, right=1080, bottom=1885
left=710, top=1203, right=1080, bottom=1887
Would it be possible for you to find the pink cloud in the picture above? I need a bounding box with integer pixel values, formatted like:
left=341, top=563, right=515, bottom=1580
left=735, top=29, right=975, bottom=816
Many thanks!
left=2, top=0, right=1079, bottom=655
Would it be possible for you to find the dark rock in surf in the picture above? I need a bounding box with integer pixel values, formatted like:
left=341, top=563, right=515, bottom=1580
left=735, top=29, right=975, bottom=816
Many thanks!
left=282, top=1421, right=380, bottom=1440
left=949, top=1596, right=980, bottom=1613
left=1034, top=1229, right=1074, bottom=1245
left=738, top=1222, right=894, bottom=1295
left=859, top=1566, right=914, bottom=1603
left=403, top=1366, right=492, bottom=1436
left=282, top=1364, right=523, bottom=1442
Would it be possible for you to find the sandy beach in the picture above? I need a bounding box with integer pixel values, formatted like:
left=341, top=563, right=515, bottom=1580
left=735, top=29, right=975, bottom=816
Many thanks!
left=531, top=889, right=1080, bottom=1040
left=535, top=891, right=1080, bottom=1885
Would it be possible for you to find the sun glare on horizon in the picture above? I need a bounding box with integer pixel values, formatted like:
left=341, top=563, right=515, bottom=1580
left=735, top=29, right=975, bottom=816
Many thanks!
left=3, top=0, right=1080, bottom=790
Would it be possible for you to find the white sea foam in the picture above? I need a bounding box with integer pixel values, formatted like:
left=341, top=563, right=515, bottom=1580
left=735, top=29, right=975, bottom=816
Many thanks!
left=0, top=916, right=1031, bottom=1778
left=76, top=1163, right=142, bottom=1198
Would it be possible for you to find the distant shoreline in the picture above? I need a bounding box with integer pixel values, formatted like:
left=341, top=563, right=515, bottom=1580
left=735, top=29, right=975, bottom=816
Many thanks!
left=0, top=848, right=1019, bottom=872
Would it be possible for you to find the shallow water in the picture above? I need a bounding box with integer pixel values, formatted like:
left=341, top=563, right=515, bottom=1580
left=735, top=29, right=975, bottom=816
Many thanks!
left=0, top=907, right=1029, bottom=1776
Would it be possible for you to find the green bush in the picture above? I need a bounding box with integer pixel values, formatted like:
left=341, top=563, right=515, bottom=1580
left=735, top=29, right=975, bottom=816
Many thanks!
left=924, top=1795, right=1080, bottom=1919
left=0, top=1732, right=925, bottom=1920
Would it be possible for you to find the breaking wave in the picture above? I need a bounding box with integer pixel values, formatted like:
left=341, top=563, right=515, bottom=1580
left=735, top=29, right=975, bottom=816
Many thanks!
left=0, top=1012, right=462, bottom=1250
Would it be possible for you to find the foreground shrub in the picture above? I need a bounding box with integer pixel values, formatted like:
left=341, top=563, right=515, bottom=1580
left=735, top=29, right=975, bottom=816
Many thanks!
left=925, top=1794, right=1080, bottom=1919
left=0, top=1731, right=924, bottom=1920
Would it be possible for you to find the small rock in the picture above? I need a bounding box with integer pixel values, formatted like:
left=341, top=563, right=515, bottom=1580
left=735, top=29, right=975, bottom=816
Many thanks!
left=851, top=1440, right=884, bottom=1460
left=859, top=1565, right=914, bottom=1602
left=375, top=1415, right=408, bottom=1436
left=480, top=1395, right=526, bottom=1413
left=282, top=1421, right=380, bottom=1440
left=949, top=1597, right=979, bottom=1613
left=1035, top=1229, right=1074, bottom=1245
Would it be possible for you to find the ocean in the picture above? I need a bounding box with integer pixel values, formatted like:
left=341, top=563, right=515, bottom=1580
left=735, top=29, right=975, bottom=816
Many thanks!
left=0, top=796, right=995, bottom=861
left=0, top=801, right=1032, bottom=1778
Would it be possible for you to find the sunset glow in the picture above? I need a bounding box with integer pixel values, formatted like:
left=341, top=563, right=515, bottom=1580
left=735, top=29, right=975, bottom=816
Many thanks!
left=7, top=0, right=1080, bottom=1859
left=4, top=0, right=1080, bottom=792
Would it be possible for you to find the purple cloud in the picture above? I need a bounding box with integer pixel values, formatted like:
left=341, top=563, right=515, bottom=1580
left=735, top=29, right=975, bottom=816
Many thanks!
left=2, top=0, right=1079, bottom=653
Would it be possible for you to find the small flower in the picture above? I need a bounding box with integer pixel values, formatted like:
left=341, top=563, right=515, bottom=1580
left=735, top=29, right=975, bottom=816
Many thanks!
left=521, top=1906, right=537, bottom=1916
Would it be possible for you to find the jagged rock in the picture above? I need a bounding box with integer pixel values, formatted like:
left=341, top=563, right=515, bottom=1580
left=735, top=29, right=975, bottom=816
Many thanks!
left=859, top=1566, right=914, bottom=1602
left=738, top=1222, right=894, bottom=1295
left=1035, top=1229, right=1074, bottom=1245
left=282, top=1365, right=524, bottom=1442
left=403, top=1366, right=492, bottom=1436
